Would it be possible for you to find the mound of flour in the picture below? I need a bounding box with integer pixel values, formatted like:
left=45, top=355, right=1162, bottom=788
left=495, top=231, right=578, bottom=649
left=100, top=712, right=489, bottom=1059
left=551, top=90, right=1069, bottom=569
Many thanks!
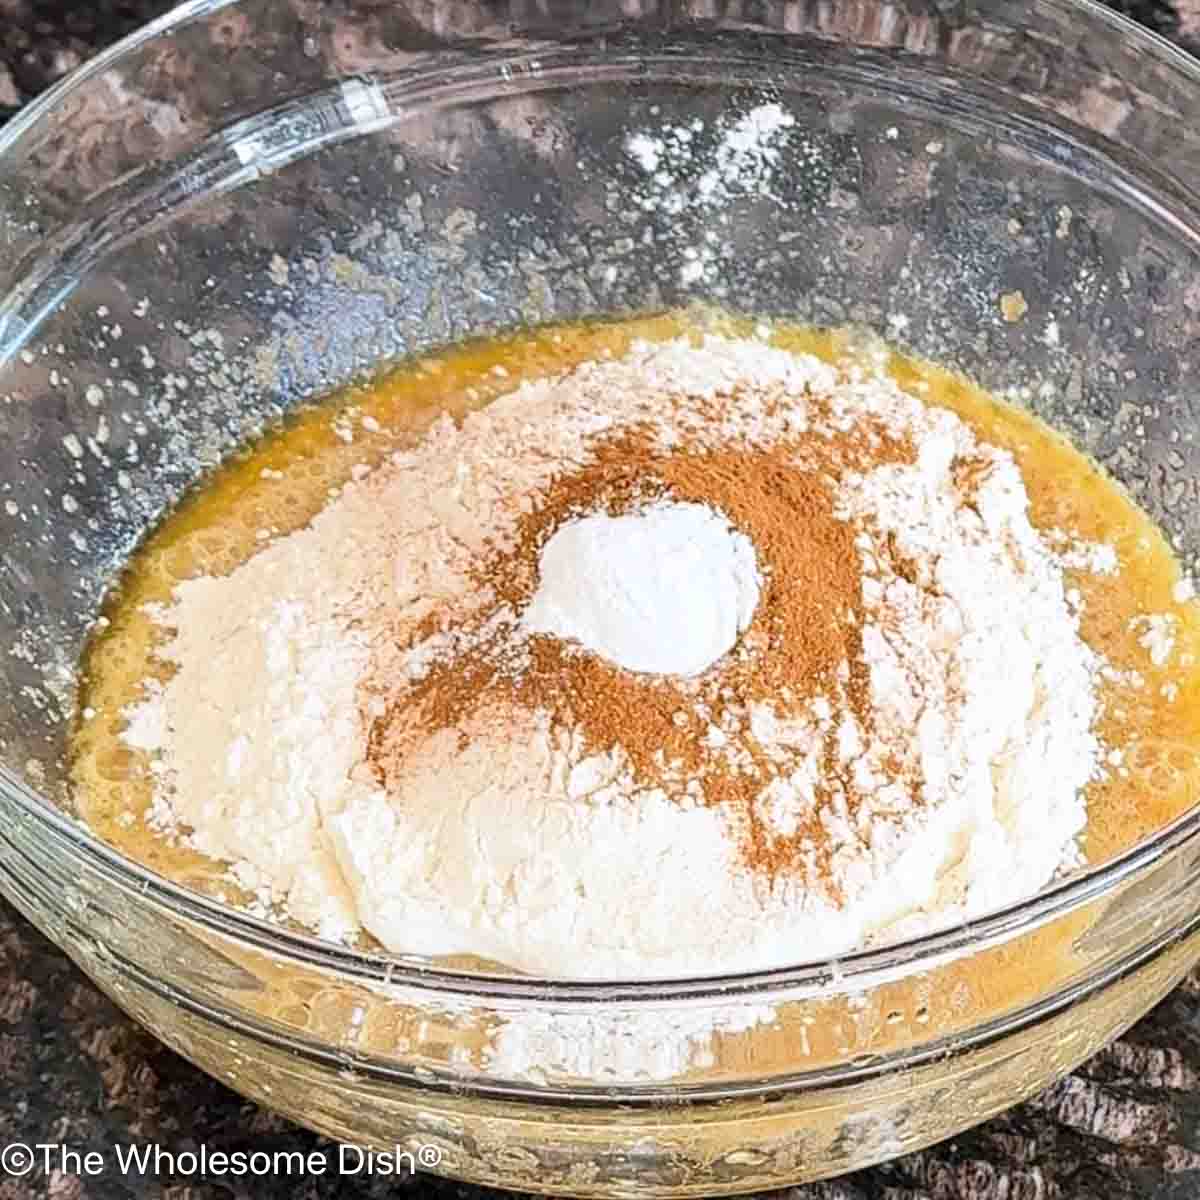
left=123, top=335, right=1104, bottom=978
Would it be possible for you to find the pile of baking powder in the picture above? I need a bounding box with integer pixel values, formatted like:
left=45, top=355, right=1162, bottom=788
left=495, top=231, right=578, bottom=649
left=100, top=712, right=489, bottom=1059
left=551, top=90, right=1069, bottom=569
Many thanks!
left=523, top=501, right=762, bottom=675
left=124, top=335, right=1110, bottom=978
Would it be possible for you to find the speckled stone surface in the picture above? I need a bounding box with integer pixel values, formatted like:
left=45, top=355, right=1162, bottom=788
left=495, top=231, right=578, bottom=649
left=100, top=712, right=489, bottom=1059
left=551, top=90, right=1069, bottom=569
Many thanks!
left=7, top=3, right=1200, bottom=1198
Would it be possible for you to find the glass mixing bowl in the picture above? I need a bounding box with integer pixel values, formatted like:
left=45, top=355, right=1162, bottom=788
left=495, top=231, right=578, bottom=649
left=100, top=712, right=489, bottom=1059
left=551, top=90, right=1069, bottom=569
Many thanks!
left=4, top=0, right=1200, bottom=1193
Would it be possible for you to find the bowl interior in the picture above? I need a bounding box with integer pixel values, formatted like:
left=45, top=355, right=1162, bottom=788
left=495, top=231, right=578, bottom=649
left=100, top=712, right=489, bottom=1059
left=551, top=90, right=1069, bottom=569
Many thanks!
left=3, top=14, right=1200, bottom=975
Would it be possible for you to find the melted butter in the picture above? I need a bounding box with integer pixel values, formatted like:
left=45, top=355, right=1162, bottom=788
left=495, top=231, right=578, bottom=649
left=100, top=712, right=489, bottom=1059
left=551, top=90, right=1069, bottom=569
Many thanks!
left=72, top=310, right=1200, bottom=988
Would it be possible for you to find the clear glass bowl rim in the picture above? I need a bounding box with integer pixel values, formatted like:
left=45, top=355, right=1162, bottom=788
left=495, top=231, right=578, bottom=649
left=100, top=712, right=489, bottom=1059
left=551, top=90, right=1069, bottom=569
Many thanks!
left=1, top=0, right=1199, bottom=1002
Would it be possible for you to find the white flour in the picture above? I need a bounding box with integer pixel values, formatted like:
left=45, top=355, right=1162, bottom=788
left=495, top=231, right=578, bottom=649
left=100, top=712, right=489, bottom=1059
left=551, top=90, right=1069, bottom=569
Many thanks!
left=624, top=102, right=800, bottom=285
left=523, top=501, right=761, bottom=675
left=625, top=103, right=796, bottom=214
left=835, top=401, right=1101, bottom=918
left=484, top=1000, right=778, bottom=1084
left=123, top=335, right=1108, bottom=980
left=1132, top=613, right=1178, bottom=667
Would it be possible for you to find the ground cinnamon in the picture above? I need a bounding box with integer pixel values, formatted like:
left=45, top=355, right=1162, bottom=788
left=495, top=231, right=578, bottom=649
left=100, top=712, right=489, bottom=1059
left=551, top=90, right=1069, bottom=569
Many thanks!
left=363, top=390, right=915, bottom=893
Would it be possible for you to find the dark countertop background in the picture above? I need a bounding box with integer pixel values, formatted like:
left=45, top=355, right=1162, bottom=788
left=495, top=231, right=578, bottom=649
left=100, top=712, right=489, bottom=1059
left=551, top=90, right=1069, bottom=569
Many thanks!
left=6, top=2, right=1200, bottom=1197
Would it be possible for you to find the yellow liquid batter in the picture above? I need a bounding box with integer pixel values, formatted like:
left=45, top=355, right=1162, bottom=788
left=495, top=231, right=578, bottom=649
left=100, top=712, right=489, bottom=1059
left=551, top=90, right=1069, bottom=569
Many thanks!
left=71, top=311, right=1200, bottom=1000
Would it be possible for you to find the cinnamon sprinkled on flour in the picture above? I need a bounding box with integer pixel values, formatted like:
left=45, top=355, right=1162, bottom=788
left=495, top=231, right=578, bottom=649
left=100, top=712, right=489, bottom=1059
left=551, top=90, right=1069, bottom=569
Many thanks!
left=364, top=414, right=903, bottom=888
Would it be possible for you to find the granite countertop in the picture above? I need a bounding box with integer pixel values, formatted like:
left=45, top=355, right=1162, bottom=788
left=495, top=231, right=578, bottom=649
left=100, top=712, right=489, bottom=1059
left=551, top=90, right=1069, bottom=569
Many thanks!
left=6, top=3, right=1200, bottom=1199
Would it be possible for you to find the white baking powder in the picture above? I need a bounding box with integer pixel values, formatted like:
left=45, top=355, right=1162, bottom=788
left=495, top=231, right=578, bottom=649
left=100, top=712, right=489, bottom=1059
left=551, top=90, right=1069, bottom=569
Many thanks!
left=523, top=501, right=761, bottom=675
